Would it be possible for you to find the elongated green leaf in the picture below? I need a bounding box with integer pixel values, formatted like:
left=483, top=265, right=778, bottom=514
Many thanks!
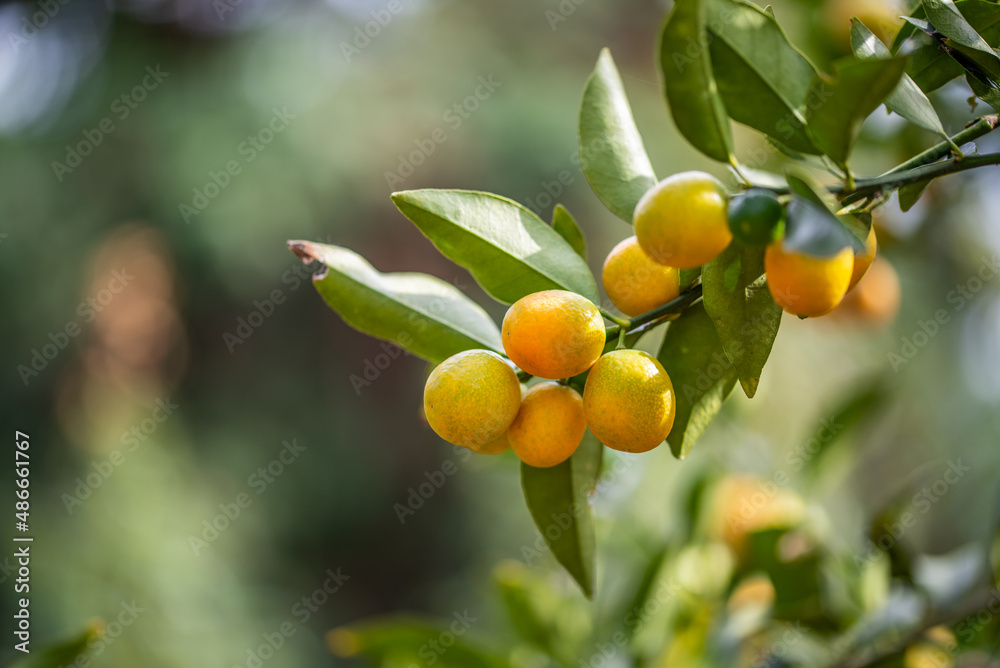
left=702, top=244, right=781, bottom=398
left=783, top=173, right=867, bottom=256
left=907, top=44, right=965, bottom=92
left=328, top=617, right=508, bottom=668
left=899, top=179, right=932, bottom=211
left=891, top=6, right=925, bottom=52
left=521, top=433, right=602, bottom=598
left=391, top=190, right=599, bottom=304
left=968, top=71, right=1000, bottom=109
left=288, top=241, right=502, bottom=363
left=923, top=0, right=1000, bottom=63
left=898, top=2, right=1000, bottom=93
left=552, top=204, right=587, bottom=260
left=921, top=0, right=1000, bottom=96
left=706, top=0, right=821, bottom=154
left=579, top=49, right=658, bottom=222
left=660, top=0, right=735, bottom=164
left=807, top=57, right=908, bottom=167
left=852, top=19, right=948, bottom=137
left=961, top=0, right=1000, bottom=41
left=658, top=303, right=738, bottom=458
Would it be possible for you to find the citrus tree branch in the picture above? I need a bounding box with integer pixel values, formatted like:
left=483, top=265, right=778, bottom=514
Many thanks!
left=882, top=115, right=998, bottom=175
left=604, top=283, right=704, bottom=337
left=841, top=150, right=1000, bottom=199
left=836, top=115, right=999, bottom=204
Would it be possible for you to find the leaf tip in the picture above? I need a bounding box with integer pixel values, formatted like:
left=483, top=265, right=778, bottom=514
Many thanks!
left=288, top=239, right=316, bottom=263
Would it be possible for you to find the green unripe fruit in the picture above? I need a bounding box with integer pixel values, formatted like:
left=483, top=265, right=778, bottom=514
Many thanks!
left=728, top=189, right=784, bottom=246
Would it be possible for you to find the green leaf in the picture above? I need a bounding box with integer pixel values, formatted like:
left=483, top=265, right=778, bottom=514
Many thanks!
left=702, top=244, right=781, bottom=398
left=851, top=19, right=949, bottom=137
left=783, top=173, right=867, bottom=256
left=907, top=44, right=965, bottom=93
left=806, top=57, right=908, bottom=167
left=679, top=267, right=702, bottom=290
left=705, top=0, right=821, bottom=154
left=960, top=0, right=1000, bottom=42
left=920, top=0, right=1000, bottom=98
left=891, top=7, right=925, bottom=52
left=7, top=624, right=102, bottom=668
left=391, top=190, right=600, bottom=304
left=552, top=204, right=587, bottom=260
left=288, top=241, right=502, bottom=363
left=923, top=0, right=1000, bottom=66
left=579, top=49, right=658, bottom=222
left=660, top=0, right=735, bottom=164
left=520, top=433, right=602, bottom=598
left=968, top=72, right=1000, bottom=109
left=658, top=303, right=738, bottom=458
left=328, top=617, right=508, bottom=668
left=895, top=0, right=1000, bottom=93
left=899, top=179, right=932, bottom=211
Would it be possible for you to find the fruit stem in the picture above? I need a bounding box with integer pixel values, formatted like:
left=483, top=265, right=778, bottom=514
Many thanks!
left=600, top=308, right=631, bottom=329
left=615, top=328, right=626, bottom=350
left=627, top=284, right=704, bottom=330
left=728, top=157, right=752, bottom=187
left=604, top=284, right=705, bottom=338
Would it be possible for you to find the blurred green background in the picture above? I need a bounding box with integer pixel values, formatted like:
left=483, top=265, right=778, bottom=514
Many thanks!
left=2, top=0, right=1000, bottom=665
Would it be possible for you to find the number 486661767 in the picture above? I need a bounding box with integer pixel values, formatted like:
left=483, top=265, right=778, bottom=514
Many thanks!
left=14, top=432, right=29, bottom=529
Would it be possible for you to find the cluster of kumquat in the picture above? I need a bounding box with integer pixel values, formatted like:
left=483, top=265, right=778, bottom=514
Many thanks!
left=423, top=171, right=894, bottom=467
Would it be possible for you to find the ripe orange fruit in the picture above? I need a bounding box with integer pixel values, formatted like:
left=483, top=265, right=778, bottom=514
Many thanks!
left=583, top=350, right=675, bottom=453
left=848, top=225, right=877, bottom=291
left=633, top=172, right=731, bottom=269
left=508, top=382, right=586, bottom=467
left=423, top=350, right=521, bottom=449
left=765, top=243, right=854, bottom=317
left=602, top=236, right=681, bottom=317
left=502, top=290, right=606, bottom=379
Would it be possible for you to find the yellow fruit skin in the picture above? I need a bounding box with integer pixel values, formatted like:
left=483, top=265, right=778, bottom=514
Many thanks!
left=508, top=382, right=586, bottom=468
left=423, top=350, right=521, bottom=449
left=634, top=172, right=731, bottom=269
left=502, top=290, right=606, bottom=380
left=765, top=243, right=854, bottom=317
left=583, top=350, right=675, bottom=453
left=602, top=236, right=681, bottom=317
left=848, top=225, right=877, bottom=291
